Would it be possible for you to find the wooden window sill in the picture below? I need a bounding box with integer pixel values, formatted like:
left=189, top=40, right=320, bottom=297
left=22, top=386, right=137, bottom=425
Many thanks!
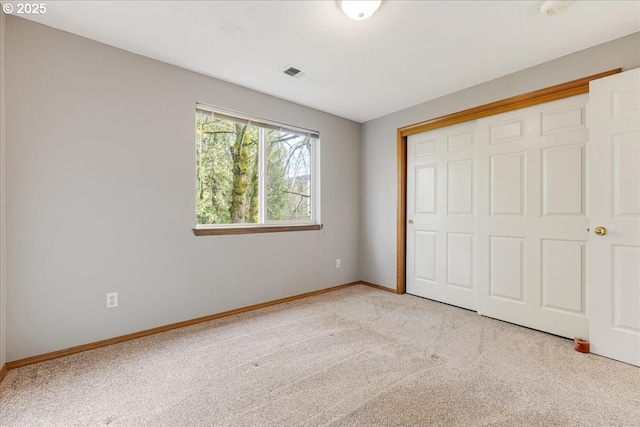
left=193, top=224, right=323, bottom=236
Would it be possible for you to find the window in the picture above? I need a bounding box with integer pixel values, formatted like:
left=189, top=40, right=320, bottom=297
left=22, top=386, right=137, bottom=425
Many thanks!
left=195, top=105, right=320, bottom=234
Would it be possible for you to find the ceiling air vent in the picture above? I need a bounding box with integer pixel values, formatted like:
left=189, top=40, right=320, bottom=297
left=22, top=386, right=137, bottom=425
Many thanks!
left=283, top=65, right=315, bottom=81
left=284, top=67, right=301, bottom=76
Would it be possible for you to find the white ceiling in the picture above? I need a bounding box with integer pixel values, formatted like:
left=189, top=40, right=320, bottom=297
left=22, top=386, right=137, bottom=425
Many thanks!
left=11, top=1, right=640, bottom=122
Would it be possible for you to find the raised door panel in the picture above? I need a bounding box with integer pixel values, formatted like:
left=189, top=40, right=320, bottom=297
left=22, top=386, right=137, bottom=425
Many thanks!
left=613, top=132, right=640, bottom=217
left=490, top=117, right=525, bottom=144
left=448, top=131, right=474, bottom=152
left=541, top=239, right=585, bottom=314
left=613, top=88, right=640, bottom=118
left=490, top=153, right=525, bottom=216
left=542, top=145, right=585, bottom=216
left=489, top=236, right=525, bottom=302
left=612, top=245, right=640, bottom=333
left=414, top=231, right=437, bottom=283
left=541, top=105, right=586, bottom=135
left=447, top=233, right=474, bottom=290
left=415, top=165, right=437, bottom=214
left=448, top=160, right=474, bottom=215
left=415, top=137, right=437, bottom=157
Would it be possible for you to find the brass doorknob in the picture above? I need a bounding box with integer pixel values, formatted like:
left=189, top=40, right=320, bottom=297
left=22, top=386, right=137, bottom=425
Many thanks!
left=594, top=226, right=607, bottom=236
left=408, top=219, right=414, bottom=225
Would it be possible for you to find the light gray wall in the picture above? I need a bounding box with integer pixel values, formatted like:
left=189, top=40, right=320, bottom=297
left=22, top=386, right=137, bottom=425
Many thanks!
left=5, top=16, right=361, bottom=361
left=0, top=11, right=6, bottom=368
left=360, top=32, right=640, bottom=290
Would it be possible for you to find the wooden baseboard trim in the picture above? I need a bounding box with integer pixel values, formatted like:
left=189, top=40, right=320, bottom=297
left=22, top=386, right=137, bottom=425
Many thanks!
left=0, top=363, right=7, bottom=382
left=359, top=281, right=401, bottom=294
left=4, top=281, right=361, bottom=371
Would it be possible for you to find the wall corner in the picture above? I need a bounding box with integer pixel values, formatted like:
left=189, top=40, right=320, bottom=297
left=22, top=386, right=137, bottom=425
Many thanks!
left=0, top=11, right=7, bottom=368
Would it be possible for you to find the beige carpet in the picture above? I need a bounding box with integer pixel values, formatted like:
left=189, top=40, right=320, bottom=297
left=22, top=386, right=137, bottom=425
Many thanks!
left=1, top=285, right=639, bottom=427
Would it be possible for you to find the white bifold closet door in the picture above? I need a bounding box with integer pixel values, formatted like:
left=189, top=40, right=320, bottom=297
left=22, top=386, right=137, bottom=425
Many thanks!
left=407, top=70, right=640, bottom=359
left=475, top=94, right=589, bottom=339
left=588, top=68, right=640, bottom=367
left=407, top=94, right=590, bottom=339
left=406, top=121, right=478, bottom=311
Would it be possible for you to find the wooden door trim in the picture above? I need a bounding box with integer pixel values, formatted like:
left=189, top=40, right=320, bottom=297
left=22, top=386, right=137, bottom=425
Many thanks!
left=396, top=68, right=620, bottom=294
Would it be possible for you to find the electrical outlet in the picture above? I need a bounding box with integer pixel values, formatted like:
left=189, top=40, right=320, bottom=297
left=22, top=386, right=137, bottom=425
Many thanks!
left=336, top=258, right=341, bottom=268
left=106, top=292, right=118, bottom=308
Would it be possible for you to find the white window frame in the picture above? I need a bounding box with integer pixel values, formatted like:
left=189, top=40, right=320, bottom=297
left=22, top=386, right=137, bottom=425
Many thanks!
left=194, top=104, right=321, bottom=235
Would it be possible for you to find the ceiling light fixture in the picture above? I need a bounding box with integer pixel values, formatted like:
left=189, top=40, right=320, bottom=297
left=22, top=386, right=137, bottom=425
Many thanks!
left=340, top=0, right=382, bottom=21
left=540, top=0, right=572, bottom=16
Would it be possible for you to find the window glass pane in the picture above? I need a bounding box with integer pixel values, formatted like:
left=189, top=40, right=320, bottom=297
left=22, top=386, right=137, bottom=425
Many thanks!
left=196, top=113, right=259, bottom=225
left=266, top=130, right=313, bottom=221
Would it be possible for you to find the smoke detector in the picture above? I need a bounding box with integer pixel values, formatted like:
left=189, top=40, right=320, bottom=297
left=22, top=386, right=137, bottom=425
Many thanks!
left=283, top=66, right=315, bottom=81
left=540, top=0, right=572, bottom=16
